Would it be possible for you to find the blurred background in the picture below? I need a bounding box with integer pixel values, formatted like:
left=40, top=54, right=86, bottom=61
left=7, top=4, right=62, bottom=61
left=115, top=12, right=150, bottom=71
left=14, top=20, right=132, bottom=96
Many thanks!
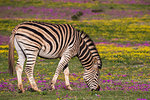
left=0, top=0, right=150, bottom=20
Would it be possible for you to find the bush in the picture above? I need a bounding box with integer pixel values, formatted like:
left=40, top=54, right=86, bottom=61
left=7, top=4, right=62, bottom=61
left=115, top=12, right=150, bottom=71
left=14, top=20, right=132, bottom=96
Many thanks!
left=71, top=15, right=79, bottom=21
left=71, top=11, right=83, bottom=21
left=91, top=9, right=104, bottom=13
left=76, top=11, right=83, bottom=17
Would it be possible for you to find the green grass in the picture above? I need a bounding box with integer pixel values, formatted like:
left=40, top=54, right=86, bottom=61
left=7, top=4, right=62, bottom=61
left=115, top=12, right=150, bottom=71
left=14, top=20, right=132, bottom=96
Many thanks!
left=0, top=54, right=149, bottom=99
left=0, top=3, right=150, bottom=99
left=0, top=90, right=149, bottom=100
left=0, top=18, right=150, bottom=99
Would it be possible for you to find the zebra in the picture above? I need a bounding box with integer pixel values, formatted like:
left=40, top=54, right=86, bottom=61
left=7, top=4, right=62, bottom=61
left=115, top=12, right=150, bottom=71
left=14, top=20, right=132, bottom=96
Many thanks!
left=8, top=21, right=102, bottom=93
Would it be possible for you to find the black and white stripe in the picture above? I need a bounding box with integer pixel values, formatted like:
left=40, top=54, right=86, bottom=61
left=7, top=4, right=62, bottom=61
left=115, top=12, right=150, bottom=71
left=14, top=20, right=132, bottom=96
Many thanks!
left=78, top=31, right=102, bottom=90
left=10, top=21, right=102, bottom=91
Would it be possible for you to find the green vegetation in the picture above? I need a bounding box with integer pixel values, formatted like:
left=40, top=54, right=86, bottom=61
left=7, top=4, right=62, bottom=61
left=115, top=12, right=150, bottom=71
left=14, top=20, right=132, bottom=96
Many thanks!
left=0, top=0, right=150, bottom=99
left=0, top=18, right=150, bottom=99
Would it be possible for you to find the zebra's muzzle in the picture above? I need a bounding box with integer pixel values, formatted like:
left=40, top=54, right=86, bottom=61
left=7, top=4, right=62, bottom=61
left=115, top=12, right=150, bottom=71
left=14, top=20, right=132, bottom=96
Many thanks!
left=96, top=85, right=100, bottom=91
left=91, top=85, right=100, bottom=91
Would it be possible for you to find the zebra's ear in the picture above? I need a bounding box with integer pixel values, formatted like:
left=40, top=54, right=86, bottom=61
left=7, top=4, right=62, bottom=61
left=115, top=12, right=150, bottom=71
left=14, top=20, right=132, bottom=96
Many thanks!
left=81, top=30, right=84, bottom=33
left=76, top=29, right=80, bottom=32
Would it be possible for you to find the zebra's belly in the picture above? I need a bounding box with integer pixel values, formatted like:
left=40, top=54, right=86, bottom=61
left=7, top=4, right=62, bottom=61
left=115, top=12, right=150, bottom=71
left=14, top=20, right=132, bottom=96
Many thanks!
left=38, top=49, right=61, bottom=59
left=38, top=53, right=58, bottom=59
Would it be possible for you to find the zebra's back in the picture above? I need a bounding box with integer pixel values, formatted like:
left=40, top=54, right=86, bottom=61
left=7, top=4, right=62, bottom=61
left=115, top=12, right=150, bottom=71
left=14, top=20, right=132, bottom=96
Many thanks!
left=14, top=21, right=79, bottom=58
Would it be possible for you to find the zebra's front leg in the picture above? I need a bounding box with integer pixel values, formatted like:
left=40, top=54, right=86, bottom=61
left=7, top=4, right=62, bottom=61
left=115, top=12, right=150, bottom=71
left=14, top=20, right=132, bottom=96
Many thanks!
left=50, top=53, right=72, bottom=90
left=63, top=66, right=73, bottom=90
left=25, top=55, right=41, bottom=92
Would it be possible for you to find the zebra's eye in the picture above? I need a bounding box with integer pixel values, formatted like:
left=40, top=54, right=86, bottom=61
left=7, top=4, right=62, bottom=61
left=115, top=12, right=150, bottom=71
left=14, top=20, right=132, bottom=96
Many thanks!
left=96, top=73, right=99, bottom=76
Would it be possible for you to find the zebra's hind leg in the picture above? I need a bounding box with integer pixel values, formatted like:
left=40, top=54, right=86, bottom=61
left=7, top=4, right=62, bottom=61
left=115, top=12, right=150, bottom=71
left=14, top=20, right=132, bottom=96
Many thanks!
left=16, top=64, right=25, bottom=93
left=25, top=52, right=41, bottom=92
left=15, top=38, right=26, bottom=93
left=63, top=66, right=73, bottom=90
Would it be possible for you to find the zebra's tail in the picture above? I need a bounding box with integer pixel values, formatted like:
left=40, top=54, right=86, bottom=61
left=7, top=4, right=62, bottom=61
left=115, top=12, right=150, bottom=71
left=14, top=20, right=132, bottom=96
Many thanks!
left=8, top=29, right=16, bottom=76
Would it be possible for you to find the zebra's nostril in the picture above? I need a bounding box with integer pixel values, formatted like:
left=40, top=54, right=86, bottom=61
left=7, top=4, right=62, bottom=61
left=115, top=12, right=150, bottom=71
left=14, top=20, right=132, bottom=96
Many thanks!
left=90, top=85, right=100, bottom=91
left=96, top=85, right=100, bottom=91
left=91, top=89, right=94, bottom=91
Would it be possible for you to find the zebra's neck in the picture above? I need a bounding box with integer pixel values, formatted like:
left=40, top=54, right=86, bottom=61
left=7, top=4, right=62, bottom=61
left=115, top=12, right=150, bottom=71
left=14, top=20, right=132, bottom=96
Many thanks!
left=77, top=31, right=102, bottom=69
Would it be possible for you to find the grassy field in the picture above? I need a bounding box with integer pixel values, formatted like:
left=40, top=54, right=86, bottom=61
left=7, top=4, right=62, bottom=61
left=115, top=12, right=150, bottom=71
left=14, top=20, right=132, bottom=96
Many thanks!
left=0, top=0, right=150, bottom=100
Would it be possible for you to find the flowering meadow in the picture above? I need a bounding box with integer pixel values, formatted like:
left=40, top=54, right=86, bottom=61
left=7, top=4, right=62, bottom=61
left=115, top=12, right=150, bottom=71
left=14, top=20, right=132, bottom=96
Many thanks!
left=0, top=0, right=150, bottom=100
left=0, top=0, right=150, bottom=20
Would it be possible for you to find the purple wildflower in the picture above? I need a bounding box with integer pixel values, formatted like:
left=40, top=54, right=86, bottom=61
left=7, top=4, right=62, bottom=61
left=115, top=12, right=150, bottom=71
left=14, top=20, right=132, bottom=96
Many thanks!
left=107, top=73, right=112, bottom=76
left=137, top=99, right=147, bottom=100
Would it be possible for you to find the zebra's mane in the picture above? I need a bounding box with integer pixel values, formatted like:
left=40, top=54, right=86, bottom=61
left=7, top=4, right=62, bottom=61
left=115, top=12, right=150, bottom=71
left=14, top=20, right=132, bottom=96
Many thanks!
left=80, top=31, right=95, bottom=47
left=79, top=30, right=102, bottom=69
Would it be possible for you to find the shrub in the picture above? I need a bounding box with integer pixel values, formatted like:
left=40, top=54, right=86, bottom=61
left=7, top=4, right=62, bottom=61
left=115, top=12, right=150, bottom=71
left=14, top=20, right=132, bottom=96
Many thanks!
left=71, top=15, right=79, bottom=21
left=91, top=9, right=103, bottom=13
left=71, top=11, right=83, bottom=21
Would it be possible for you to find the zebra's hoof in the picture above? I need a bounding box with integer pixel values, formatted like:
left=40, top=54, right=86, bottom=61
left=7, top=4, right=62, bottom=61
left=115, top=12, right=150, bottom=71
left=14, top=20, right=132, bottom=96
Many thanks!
left=49, top=87, right=55, bottom=91
left=36, top=89, right=42, bottom=92
left=18, top=84, right=25, bottom=93
left=28, top=88, right=42, bottom=92
left=18, top=89, right=25, bottom=93
left=49, top=85, right=55, bottom=91
left=66, top=86, right=73, bottom=91
left=68, top=88, right=73, bottom=91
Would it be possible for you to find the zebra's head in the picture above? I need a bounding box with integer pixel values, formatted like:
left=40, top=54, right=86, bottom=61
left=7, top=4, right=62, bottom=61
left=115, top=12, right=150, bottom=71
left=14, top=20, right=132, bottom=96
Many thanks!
left=83, top=58, right=100, bottom=91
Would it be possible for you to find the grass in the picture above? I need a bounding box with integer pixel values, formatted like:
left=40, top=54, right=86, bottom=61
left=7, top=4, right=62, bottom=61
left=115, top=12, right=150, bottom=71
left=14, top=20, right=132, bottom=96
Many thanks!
left=0, top=18, right=150, bottom=99
left=0, top=0, right=150, bottom=99
left=0, top=90, right=149, bottom=100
